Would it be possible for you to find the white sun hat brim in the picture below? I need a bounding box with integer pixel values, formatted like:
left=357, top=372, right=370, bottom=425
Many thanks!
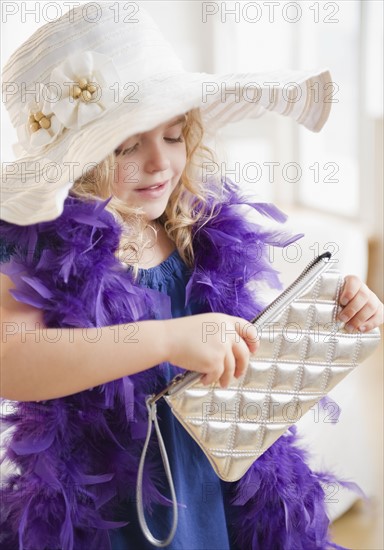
left=1, top=2, right=332, bottom=225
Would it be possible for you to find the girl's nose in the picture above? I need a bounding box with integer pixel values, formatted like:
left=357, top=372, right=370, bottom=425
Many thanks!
left=144, top=142, right=171, bottom=173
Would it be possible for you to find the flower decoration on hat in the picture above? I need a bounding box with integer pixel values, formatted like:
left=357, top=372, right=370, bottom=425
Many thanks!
left=16, top=85, right=64, bottom=153
left=46, top=51, right=120, bottom=130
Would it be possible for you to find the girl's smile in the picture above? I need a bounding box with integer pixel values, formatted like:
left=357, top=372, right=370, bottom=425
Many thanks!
left=134, top=180, right=169, bottom=197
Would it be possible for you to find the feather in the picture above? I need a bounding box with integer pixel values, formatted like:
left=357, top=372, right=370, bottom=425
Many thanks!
left=224, top=427, right=352, bottom=549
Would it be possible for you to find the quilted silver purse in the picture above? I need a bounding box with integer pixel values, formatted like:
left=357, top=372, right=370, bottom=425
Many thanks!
left=137, top=252, right=381, bottom=547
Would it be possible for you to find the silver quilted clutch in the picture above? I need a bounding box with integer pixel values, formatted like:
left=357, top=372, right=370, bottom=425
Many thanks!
left=136, top=252, right=381, bottom=547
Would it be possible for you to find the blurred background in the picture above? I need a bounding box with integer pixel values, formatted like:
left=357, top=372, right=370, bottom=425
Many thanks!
left=1, top=1, right=383, bottom=547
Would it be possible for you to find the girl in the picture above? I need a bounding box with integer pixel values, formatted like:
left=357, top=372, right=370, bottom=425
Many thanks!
left=1, top=3, right=382, bottom=549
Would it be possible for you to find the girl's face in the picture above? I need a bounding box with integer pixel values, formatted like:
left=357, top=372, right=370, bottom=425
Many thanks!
left=113, top=115, right=187, bottom=221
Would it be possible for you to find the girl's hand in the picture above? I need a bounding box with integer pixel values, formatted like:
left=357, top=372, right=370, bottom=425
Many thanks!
left=338, top=275, right=384, bottom=333
left=164, top=313, right=259, bottom=388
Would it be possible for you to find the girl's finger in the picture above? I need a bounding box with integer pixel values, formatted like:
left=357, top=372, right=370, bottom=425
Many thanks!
left=220, top=351, right=236, bottom=389
left=338, top=287, right=370, bottom=324
left=200, top=373, right=211, bottom=386
left=339, top=275, right=362, bottom=307
left=232, top=338, right=251, bottom=381
left=344, top=300, right=380, bottom=332
left=236, top=318, right=259, bottom=353
left=201, top=365, right=223, bottom=387
left=357, top=307, right=384, bottom=333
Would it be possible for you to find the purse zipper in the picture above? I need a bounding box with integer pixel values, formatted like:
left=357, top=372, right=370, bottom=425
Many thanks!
left=250, top=251, right=332, bottom=326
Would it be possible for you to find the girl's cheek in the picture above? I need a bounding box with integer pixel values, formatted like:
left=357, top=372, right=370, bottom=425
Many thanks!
left=115, top=165, right=126, bottom=189
left=115, top=158, right=141, bottom=188
left=114, top=167, right=130, bottom=195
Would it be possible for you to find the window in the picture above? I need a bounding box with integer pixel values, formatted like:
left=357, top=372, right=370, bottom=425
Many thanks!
left=209, top=0, right=382, bottom=226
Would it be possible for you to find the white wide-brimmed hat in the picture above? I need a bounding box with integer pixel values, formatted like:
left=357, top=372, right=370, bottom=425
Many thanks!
left=1, top=1, right=332, bottom=226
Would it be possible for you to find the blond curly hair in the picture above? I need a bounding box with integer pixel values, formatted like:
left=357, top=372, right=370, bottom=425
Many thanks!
left=70, top=108, right=224, bottom=280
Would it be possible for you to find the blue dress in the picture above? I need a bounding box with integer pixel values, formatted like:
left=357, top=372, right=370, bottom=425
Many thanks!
left=109, top=249, right=231, bottom=549
left=0, top=243, right=231, bottom=550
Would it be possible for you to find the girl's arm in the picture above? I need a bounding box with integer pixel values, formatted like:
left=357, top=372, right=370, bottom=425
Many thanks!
left=1, top=273, right=258, bottom=402
left=0, top=273, right=169, bottom=401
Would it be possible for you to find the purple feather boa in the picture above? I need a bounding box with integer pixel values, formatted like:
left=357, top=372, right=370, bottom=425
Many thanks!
left=0, top=178, right=349, bottom=549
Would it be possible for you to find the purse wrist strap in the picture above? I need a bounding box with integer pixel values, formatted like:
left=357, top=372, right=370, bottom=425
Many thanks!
left=136, top=395, right=178, bottom=548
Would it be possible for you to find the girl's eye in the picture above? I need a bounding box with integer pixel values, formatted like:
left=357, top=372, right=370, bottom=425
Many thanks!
left=115, top=143, right=138, bottom=156
left=165, top=136, right=184, bottom=143
left=115, top=136, right=184, bottom=156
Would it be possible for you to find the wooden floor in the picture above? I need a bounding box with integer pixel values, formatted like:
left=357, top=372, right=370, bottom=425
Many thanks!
left=331, top=498, right=383, bottom=549
left=330, top=338, right=384, bottom=549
